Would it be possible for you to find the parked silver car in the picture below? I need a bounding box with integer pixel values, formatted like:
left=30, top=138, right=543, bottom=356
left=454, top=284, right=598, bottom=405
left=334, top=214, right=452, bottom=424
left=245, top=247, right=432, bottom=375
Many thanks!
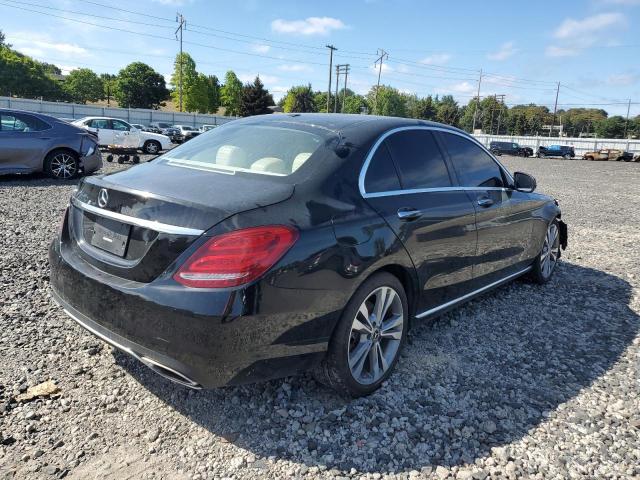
left=0, top=109, right=102, bottom=179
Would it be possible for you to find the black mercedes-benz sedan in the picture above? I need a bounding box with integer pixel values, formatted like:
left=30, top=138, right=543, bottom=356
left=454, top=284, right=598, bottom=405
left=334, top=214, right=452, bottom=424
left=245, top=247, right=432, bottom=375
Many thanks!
left=49, top=114, right=567, bottom=397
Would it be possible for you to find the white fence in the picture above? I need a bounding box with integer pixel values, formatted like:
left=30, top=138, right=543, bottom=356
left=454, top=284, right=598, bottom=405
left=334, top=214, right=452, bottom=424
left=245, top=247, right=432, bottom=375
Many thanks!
left=0, top=96, right=235, bottom=128
left=473, top=134, right=640, bottom=157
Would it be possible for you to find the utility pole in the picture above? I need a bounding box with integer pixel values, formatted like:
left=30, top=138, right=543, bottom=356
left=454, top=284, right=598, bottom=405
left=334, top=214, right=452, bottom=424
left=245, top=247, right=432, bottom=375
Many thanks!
left=495, top=94, right=505, bottom=135
left=550, top=81, right=560, bottom=138
left=334, top=65, right=341, bottom=112
left=472, top=69, right=482, bottom=132
left=489, top=94, right=497, bottom=135
left=175, top=13, right=186, bottom=112
left=624, top=98, right=631, bottom=138
left=373, top=49, right=388, bottom=115
left=334, top=65, right=349, bottom=112
left=326, top=45, right=337, bottom=113
left=342, top=64, right=350, bottom=111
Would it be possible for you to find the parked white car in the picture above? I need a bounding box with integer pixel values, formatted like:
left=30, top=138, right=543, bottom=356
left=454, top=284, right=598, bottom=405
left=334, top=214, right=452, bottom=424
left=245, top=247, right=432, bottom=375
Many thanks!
left=72, top=117, right=172, bottom=154
left=199, top=124, right=217, bottom=132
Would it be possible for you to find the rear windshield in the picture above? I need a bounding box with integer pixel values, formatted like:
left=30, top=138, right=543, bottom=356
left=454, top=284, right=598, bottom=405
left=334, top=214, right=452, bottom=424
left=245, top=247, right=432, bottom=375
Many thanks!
left=161, top=122, right=329, bottom=177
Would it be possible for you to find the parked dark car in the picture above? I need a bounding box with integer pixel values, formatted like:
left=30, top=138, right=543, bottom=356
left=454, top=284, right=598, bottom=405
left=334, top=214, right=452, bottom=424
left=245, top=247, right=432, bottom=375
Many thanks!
left=173, top=125, right=201, bottom=141
left=148, top=122, right=184, bottom=143
left=0, top=109, right=101, bottom=179
left=489, top=141, right=533, bottom=157
left=49, top=114, right=567, bottom=396
left=537, top=145, right=575, bottom=159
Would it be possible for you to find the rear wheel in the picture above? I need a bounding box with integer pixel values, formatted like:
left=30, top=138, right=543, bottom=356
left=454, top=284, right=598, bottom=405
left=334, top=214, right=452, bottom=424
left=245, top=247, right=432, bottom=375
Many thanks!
left=44, top=150, right=78, bottom=179
left=529, top=219, right=561, bottom=284
left=314, top=272, right=408, bottom=397
left=563, top=153, right=571, bottom=159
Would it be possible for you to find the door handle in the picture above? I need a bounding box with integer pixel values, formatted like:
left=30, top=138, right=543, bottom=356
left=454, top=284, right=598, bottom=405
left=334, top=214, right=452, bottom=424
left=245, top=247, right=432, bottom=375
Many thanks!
left=397, top=208, right=422, bottom=221
left=477, top=197, right=494, bottom=207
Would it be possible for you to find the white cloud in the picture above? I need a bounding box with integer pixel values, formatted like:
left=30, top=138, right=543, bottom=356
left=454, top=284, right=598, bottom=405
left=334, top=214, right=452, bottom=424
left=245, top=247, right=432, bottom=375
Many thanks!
left=554, top=12, right=625, bottom=38
left=271, top=17, right=346, bottom=36
left=238, top=74, right=280, bottom=85
left=438, top=81, right=476, bottom=95
left=420, top=53, right=451, bottom=65
left=606, top=73, right=639, bottom=85
left=278, top=64, right=313, bottom=72
left=11, top=34, right=88, bottom=58
left=251, top=44, right=271, bottom=54
left=369, top=63, right=393, bottom=74
left=487, top=42, right=517, bottom=61
left=546, top=12, right=626, bottom=57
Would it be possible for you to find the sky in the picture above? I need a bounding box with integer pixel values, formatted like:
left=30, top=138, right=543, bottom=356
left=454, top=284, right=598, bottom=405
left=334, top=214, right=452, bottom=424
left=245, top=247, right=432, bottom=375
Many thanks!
left=2, top=0, right=640, bottom=116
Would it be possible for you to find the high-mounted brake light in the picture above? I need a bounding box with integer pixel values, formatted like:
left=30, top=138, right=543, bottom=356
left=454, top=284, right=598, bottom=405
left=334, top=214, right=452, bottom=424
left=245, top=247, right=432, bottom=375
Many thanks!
left=173, top=225, right=298, bottom=288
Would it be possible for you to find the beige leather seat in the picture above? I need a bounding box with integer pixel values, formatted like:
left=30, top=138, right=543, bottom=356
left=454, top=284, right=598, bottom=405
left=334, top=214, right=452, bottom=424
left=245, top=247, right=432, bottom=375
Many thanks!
left=250, top=157, right=287, bottom=175
left=216, top=145, right=249, bottom=168
left=291, top=152, right=312, bottom=172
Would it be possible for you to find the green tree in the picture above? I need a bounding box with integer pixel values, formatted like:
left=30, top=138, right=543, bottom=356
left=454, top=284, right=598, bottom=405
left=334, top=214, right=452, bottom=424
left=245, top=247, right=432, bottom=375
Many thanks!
left=221, top=70, right=243, bottom=116
left=39, top=62, right=61, bottom=76
left=342, top=94, right=367, bottom=114
left=283, top=84, right=316, bottom=113
left=63, top=68, right=103, bottom=104
left=187, top=74, right=220, bottom=113
left=100, top=73, right=117, bottom=106
left=114, top=62, right=168, bottom=109
left=436, top=95, right=459, bottom=126
left=595, top=115, right=626, bottom=138
left=367, top=85, right=406, bottom=117
left=0, top=29, right=9, bottom=48
left=239, top=76, right=274, bottom=116
left=0, top=47, right=62, bottom=99
left=170, top=52, right=197, bottom=111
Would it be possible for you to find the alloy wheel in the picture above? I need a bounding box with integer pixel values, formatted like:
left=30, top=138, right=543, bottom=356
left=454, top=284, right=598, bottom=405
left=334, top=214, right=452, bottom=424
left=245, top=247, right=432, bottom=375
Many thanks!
left=540, top=222, right=560, bottom=278
left=348, top=286, right=404, bottom=385
left=50, top=153, right=77, bottom=179
left=146, top=142, right=159, bottom=154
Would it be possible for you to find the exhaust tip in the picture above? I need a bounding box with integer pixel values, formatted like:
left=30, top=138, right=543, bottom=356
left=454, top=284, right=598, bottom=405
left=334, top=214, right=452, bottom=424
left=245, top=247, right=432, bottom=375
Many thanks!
left=139, top=356, right=202, bottom=390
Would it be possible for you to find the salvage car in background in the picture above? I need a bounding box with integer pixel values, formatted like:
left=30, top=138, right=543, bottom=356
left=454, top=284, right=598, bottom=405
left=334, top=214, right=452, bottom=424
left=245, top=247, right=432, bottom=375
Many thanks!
left=583, top=148, right=634, bottom=162
left=489, top=141, right=533, bottom=157
left=0, top=109, right=101, bottom=179
left=73, top=117, right=172, bottom=154
left=537, top=145, right=575, bottom=159
left=148, top=122, right=184, bottom=143
left=49, top=114, right=567, bottom=397
left=173, top=125, right=201, bottom=141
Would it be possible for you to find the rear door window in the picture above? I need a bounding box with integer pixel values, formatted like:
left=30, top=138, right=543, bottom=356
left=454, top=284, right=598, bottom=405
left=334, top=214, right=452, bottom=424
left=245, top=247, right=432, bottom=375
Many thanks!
left=439, top=132, right=505, bottom=188
left=364, top=142, right=401, bottom=193
left=0, top=113, right=49, bottom=132
left=384, top=129, right=452, bottom=189
left=89, top=119, right=110, bottom=129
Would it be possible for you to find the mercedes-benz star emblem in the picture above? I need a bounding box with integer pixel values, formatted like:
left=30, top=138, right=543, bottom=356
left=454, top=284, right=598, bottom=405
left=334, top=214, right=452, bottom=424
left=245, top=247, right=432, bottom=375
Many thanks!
left=97, top=188, right=109, bottom=208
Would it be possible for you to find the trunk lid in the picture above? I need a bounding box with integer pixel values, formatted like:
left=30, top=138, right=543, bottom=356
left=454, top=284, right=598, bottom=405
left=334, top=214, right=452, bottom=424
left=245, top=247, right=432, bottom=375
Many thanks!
left=67, top=161, right=294, bottom=282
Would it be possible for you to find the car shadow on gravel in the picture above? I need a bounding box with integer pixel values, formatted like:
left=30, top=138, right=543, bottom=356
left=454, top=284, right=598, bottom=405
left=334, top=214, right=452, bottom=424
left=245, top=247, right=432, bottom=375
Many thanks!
left=114, top=261, right=639, bottom=474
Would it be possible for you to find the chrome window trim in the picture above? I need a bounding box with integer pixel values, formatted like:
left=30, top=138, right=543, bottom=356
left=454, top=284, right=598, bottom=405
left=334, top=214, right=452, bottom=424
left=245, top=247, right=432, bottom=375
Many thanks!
left=359, top=125, right=514, bottom=198
left=415, top=266, right=532, bottom=319
left=70, top=197, right=204, bottom=236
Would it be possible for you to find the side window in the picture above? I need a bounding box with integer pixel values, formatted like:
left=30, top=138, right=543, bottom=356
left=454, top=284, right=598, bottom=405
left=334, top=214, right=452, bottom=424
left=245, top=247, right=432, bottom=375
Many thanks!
left=439, top=133, right=505, bottom=188
left=384, top=130, right=452, bottom=189
left=89, top=119, right=109, bottom=129
left=111, top=120, right=130, bottom=131
left=0, top=113, right=48, bottom=132
left=364, top=142, right=401, bottom=193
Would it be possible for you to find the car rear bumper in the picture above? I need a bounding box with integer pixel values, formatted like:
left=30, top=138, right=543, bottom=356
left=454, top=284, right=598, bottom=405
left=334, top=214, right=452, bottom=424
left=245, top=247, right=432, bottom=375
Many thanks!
left=80, top=150, right=103, bottom=174
left=48, top=237, right=332, bottom=388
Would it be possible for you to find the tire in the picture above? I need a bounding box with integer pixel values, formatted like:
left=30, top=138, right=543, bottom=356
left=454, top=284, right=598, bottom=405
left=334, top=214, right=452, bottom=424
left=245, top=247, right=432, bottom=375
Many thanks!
left=585, top=156, right=594, bottom=161
left=143, top=140, right=161, bottom=155
left=563, top=154, right=571, bottom=159
left=314, top=272, right=408, bottom=397
left=538, top=153, right=544, bottom=158
left=44, top=149, right=79, bottom=179
left=106, top=155, right=114, bottom=163
left=528, top=219, right=561, bottom=284
left=132, top=155, right=140, bottom=164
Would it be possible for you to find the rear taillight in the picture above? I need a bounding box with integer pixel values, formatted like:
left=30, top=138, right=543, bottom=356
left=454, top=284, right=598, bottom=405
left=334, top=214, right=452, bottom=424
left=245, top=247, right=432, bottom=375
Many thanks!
left=173, top=225, right=298, bottom=288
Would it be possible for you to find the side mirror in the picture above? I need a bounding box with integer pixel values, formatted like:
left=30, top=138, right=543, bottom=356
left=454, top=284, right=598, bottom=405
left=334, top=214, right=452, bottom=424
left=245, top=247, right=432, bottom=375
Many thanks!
left=514, top=172, right=536, bottom=193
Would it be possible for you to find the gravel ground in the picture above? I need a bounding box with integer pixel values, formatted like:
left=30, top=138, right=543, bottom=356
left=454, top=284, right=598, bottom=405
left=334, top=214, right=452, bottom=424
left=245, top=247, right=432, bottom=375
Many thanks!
left=1, top=154, right=639, bottom=480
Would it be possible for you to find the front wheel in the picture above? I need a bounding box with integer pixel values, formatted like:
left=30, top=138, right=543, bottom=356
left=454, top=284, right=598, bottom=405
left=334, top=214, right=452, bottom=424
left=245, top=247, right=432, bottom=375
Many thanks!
left=314, top=272, right=408, bottom=397
left=143, top=140, right=161, bottom=155
left=563, top=153, right=571, bottom=159
left=529, top=219, right=561, bottom=284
